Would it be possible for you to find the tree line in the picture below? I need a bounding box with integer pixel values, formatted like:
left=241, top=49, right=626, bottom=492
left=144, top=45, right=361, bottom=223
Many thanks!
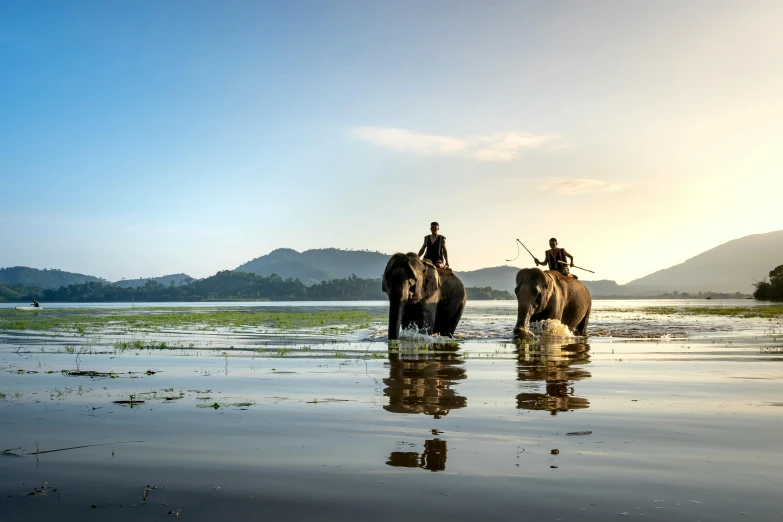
left=754, top=265, right=783, bottom=300
left=1, top=270, right=513, bottom=302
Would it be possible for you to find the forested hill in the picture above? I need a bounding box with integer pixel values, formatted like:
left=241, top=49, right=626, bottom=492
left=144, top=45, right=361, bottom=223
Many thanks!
left=456, top=265, right=627, bottom=296
left=0, top=283, right=36, bottom=302
left=235, top=248, right=389, bottom=284
left=30, top=271, right=511, bottom=302
left=0, top=266, right=106, bottom=289
left=113, top=273, right=194, bottom=289
left=234, top=252, right=633, bottom=296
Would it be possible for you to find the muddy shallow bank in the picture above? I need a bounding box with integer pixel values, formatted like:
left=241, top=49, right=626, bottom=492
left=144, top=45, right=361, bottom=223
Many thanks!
left=1, top=301, right=782, bottom=521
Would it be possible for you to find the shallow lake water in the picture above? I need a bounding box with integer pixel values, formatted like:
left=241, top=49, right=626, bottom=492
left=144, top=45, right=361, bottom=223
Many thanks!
left=1, top=300, right=782, bottom=521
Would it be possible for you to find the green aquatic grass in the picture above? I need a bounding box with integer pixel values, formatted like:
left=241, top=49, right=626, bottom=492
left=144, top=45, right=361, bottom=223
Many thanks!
left=643, top=305, right=783, bottom=318
left=0, top=308, right=384, bottom=334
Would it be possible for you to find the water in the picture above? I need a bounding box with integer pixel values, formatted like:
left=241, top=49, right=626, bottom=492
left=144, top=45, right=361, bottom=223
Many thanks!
left=1, top=300, right=782, bottom=521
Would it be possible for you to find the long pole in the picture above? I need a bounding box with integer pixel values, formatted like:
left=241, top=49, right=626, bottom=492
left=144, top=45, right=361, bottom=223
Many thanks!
left=506, top=239, right=537, bottom=263
left=557, top=260, right=595, bottom=274
left=516, top=239, right=536, bottom=261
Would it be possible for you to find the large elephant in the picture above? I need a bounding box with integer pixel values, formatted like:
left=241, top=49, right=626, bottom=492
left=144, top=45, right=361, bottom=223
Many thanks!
left=382, top=253, right=467, bottom=340
left=513, top=268, right=591, bottom=338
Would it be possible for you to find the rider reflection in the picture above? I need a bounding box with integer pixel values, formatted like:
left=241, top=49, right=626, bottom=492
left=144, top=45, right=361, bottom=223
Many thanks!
left=383, top=347, right=466, bottom=418
left=387, top=438, right=448, bottom=472
left=515, top=341, right=591, bottom=415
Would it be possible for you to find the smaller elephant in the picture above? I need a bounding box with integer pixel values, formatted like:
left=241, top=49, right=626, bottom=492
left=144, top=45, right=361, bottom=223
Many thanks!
left=382, top=253, right=467, bottom=340
left=513, top=268, right=591, bottom=338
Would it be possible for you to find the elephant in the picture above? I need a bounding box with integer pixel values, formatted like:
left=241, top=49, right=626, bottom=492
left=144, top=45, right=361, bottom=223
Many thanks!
left=513, top=268, right=591, bottom=338
left=382, top=253, right=467, bottom=340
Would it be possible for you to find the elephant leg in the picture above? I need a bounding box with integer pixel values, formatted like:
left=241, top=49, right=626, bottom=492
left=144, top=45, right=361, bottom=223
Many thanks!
left=434, top=302, right=464, bottom=337
left=575, top=303, right=591, bottom=336
left=421, top=304, right=438, bottom=334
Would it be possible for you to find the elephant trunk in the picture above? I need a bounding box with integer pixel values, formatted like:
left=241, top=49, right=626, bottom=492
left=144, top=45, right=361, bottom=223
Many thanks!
left=388, top=294, right=404, bottom=340
left=513, top=298, right=535, bottom=338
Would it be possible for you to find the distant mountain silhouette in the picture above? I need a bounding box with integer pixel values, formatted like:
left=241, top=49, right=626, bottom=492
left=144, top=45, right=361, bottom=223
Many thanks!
left=0, top=266, right=105, bottom=290
left=113, top=273, right=194, bottom=289
left=234, top=250, right=644, bottom=296
left=624, top=230, right=783, bottom=293
left=456, top=266, right=519, bottom=293
left=455, top=265, right=626, bottom=296
left=7, top=230, right=778, bottom=298
left=236, top=248, right=389, bottom=284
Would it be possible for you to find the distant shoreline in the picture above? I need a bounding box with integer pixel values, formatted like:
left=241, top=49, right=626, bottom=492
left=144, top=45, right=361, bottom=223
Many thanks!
left=0, top=294, right=756, bottom=304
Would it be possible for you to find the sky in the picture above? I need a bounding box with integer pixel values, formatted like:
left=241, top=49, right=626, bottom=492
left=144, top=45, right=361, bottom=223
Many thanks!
left=1, top=0, right=782, bottom=284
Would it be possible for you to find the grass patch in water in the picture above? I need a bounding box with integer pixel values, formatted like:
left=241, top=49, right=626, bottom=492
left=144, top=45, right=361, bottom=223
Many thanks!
left=643, top=306, right=783, bottom=318
left=0, top=308, right=383, bottom=334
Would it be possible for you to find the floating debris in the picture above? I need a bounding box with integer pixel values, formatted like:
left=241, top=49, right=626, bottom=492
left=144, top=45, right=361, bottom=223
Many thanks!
left=113, top=399, right=145, bottom=406
left=64, top=370, right=118, bottom=378
left=25, top=483, right=48, bottom=497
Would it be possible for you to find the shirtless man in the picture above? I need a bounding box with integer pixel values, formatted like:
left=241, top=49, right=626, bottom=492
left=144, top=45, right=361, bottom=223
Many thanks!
left=534, top=238, right=575, bottom=278
left=418, top=222, right=449, bottom=268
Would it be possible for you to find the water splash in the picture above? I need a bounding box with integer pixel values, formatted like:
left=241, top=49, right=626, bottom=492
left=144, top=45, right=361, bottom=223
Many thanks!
left=515, top=319, right=575, bottom=341
left=530, top=319, right=574, bottom=338
left=398, top=324, right=445, bottom=344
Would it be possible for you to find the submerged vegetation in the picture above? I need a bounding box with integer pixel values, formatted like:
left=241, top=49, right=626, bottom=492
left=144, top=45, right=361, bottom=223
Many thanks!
left=0, top=308, right=384, bottom=334
left=643, top=305, right=783, bottom=318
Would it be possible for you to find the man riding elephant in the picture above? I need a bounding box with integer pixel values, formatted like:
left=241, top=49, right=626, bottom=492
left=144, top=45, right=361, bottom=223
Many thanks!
left=418, top=222, right=449, bottom=269
left=513, top=267, right=591, bottom=339
left=382, top=253, right=466, bottom=340
left=534, top=238, right=576, bottom=278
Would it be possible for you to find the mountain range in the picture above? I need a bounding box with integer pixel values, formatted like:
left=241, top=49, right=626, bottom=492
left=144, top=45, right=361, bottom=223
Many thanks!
left=235, top=248, right=388, bottom=283
left=622, top=230, right=783, bottom=293
left=0, top=266, right=106, bottom=288
left=113, top=274, right=194, bottom=289
left=234, top=231, right=782, bottom=295
left=1, top=231, right=780, bottom=297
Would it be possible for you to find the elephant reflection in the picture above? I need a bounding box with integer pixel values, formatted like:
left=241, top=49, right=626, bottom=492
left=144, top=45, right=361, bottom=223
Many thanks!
left=383, top=347, right=466, bottom=418
left=387, top=439, right=448, bottom=472
left=516, top=341, right=591, bottom=414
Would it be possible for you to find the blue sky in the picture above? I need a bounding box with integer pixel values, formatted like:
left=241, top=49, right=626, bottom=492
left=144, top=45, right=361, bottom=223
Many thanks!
left=2, top=1, right=782, bottom=283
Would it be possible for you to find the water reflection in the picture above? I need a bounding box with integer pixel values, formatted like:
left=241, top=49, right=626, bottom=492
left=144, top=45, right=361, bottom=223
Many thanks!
left=383, top=347, right=466, bottom=418
left=386, top=439, right=448, bottom=472
left=516, top=341, right=591, bottom=414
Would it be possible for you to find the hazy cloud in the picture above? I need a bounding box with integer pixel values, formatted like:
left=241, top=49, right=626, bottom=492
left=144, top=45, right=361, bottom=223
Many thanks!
left=352, top=127, right=466, bottom=156
left=353, top=127, right=558, bottom=161
left=540, top=179, right=629, bottom=195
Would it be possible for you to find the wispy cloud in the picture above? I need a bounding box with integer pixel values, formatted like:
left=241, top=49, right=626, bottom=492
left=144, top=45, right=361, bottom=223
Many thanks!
left=352, top=127, right=559, bottom=162
left=539, top=179, right=629, bottom=195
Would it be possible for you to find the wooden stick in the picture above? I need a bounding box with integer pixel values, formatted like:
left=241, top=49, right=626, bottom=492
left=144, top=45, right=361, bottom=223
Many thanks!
left=507, top=239, right=537, bottom=262
left=557, top=260, right=595, bottom=274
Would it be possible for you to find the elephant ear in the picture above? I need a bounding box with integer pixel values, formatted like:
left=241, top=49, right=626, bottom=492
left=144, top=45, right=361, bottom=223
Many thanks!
left=421, top=263, right=440, bottom=299
left=381, top=256, right=397, bottom=294
left=382, top=254, right=413, bottom=294
left=542, top=272, right=556, bottom=302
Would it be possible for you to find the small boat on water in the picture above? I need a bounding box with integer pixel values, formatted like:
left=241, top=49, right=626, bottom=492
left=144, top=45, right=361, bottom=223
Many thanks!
left=15, top=306, right=42, bottom=311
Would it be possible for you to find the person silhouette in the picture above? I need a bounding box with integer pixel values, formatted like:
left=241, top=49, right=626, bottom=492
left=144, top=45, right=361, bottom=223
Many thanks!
left=534, top=238, right=575, bottom=278
left=417, top=222, right=449, bottom=268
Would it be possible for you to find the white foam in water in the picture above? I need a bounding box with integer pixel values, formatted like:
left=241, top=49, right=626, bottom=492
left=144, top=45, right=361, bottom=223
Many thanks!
left=529, top=319, right=574, bottom=338
left=398, top=324, right=443, bottom=344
